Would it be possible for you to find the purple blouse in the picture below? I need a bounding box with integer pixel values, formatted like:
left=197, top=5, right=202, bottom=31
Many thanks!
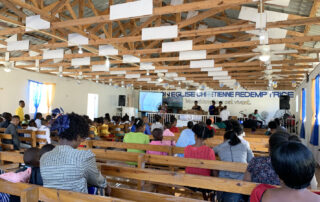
left=247, top=156, right=280, bottom=185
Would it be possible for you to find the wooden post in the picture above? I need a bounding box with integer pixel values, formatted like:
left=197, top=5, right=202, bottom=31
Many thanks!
left=21, top=186, right=39, bottom=202
left=31, top=131, right=37, bottom=148
left=137, top=154, right=145, bottom=190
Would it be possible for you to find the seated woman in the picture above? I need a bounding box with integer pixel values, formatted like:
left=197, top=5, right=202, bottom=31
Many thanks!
left=244, top=132, right=290, bottom=186
left=169, top=118, right=179, bottom=133
left=184, top=123, right=217, bottom=200
left=176, top=121, right=195, bottom=157
left=250, top=141, right=320, bottom=202
left=123, top=118, right=150, bottom=154
left=214, top=130, right=254, bottom=201
left=147, top=128, right=171, bottom=155
left=40, top=113, right=107, bottom=194
left=163, top=122, right=176, bottom=146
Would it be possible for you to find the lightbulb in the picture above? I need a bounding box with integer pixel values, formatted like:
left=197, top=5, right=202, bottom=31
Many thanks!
left=146, top=70, right=150, bottom=76
left=259, top=54, right=270, bottom=62
left=292, top=81, right=297, bottom=87
left=78, top=46, right=83, bottom=54
left=178, top=81, right=181, bottom=85
left=4, top=67, right=11, bottom=72
left=105, top=57, right=110, bottom=68
left=58, top=72, right=63, bottom=77
left=157, top=77, right=163, bottom=82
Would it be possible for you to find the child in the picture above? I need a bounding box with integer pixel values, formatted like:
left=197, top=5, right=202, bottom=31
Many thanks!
left=169, top=118, right=179, bottom=133
left=147, top=128, right=171, bottom=155
left=4, top=115, right=20, bottom=150
left=22, top=114, right=30, bottom=125
left=163, top=122, right=176, bottom=146
left=100, top=117, right=111, bottom=137
left=38, top=120, right=52, bottom=145
left=151, top=115, right=163, bottom=132
left=35, top=113, right=42, bottom=128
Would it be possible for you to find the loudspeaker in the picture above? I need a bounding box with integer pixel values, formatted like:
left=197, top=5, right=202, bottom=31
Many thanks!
left=280, top=95, right=290, bottom=110
left=118, top=95, right=126, bottom=106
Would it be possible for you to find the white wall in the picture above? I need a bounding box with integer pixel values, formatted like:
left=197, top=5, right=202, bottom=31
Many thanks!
left=295, top=64, right=320, bottom=163
left=0, top=69, right=138, bottom=117
left=163, top=90, right=295, bottom=123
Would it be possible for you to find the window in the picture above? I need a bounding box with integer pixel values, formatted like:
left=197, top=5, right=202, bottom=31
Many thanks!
left=295, top=95, right=299, bottom=113
left=300, top=88, right=306, bottom=139
left=28, top=80, right=55, bottom=116
left=87, top=94, right=99, bottom=120
left=310, top=75, right=319, bottom=145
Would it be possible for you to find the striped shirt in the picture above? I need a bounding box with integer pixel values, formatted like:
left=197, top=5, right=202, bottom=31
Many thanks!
left=40, top=145, right=107, bottom=193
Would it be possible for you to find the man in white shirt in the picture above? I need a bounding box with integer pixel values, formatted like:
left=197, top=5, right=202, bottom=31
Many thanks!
left=220, top=106, right=230, bottom=121
left=151, top=115, right=163, bottom=132
left=38, top=120, right=51, bottom=144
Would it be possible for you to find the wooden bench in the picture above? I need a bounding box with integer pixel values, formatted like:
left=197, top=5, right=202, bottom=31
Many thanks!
left=0, top=128, right=49, bottom=148
left=0, top=152, right=204, bottom=202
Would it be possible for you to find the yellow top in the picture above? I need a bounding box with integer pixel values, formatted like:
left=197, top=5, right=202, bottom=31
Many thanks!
left=15, top=106, right=24, bottom=122
left=100, top=124, right=110, bottom=136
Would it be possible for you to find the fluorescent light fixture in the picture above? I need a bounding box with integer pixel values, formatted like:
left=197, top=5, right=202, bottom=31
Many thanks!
left=71, top=57, right=90, bottom=66
left=266, top=0, right=290, bottom=7
left=7, top=40, right=29, bottom=51
left=43, top=49, right=64, bottom=59
left=99, top=45, right=118, bottom=56
left=92, top=64, right=109, bottom=72
left=140, top=62, right=155, bottom=70
left=201, top=67, right=222, bottom=72
left=123, top=55, right=140, bottom=63
left=154, top=69, right=168, bottom=73
left=110, top=71, right=126, bottom=75
left=25, top=15, right=50, bottom=31
left=125, top=74, right=141, bottom=79
left=179, top=50, right=206, bottom=60
left=171, top=0, right=183, bottom=5
left=166, top=72, right=178, bottom=77
left=68, top=33, right=88, bottom=46
left=5, top=34, right=17, bottom=42
left=209, top=71, right=228, bottom=77
left=110, top=0, right=153, bottom=20
left=239, top=6, right=288, bottom=23
left=162, top=40, right=193, bottom=53
left=137, top=78, right=151, bottom=81
left=212, top=76, right=231, bottom=80
left=190, top=60, right=214, bottom=68
left=147, top=81, right=158, bottom=84
left=142, top=25, right=178, bottom=40
left=174, top=77, right=186, bottom=81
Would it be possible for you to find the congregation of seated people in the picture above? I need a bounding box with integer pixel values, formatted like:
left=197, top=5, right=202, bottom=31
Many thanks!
left=0, top=101, right=319, bottom=202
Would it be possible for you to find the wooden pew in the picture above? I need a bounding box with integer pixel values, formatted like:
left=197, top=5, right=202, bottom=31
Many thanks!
left=0, top=152, right=204, bottom=202
left=0, top=179, right=131, bottom=202
left=86, top=136, right=269, bottom=153
left=0, top=128, right=49, bottom=148
left=101, top=165, right=257, bottom=195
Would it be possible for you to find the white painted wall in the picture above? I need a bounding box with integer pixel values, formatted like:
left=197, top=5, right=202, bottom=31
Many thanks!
left=0, top=69, right=138, bottom=117
left=295, top=64, right=320, bottom=164
left=163, top=90, right=295, bottom=124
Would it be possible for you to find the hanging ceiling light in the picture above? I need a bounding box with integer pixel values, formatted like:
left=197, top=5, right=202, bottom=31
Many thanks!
left=78, top=46, right=83, bottom=54
left=121, top=81, right=124, bottom=88
left=58, top=66, right=63, bottom=77
left=146, top=70, right=150, bottom=76
left=78, top=72, right=83, bottom=80
left=273, top=81, right=278, bottom=88
left=105, top=57, right=110, bottom=68
left=157, top=77, right=163, bottom=82
left=292, top=81, right=297, bottom=88
left=259, top=53, right=271, bottom=62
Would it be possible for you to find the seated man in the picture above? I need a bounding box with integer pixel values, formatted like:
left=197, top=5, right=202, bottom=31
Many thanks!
left=219, top=106, right=230, bottom=121
left=4, top=115, right=20, bottom=150
left=192, top=101, right=202, bottom=111
left=243, top=114, right=258, bottom=132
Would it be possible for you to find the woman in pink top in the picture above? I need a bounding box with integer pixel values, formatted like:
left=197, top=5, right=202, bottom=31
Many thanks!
left=162, top=122, right=176, bottom=146
left=147, top=128, right=171, bottom=155
left=184, top=123, right=218, bottom=200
